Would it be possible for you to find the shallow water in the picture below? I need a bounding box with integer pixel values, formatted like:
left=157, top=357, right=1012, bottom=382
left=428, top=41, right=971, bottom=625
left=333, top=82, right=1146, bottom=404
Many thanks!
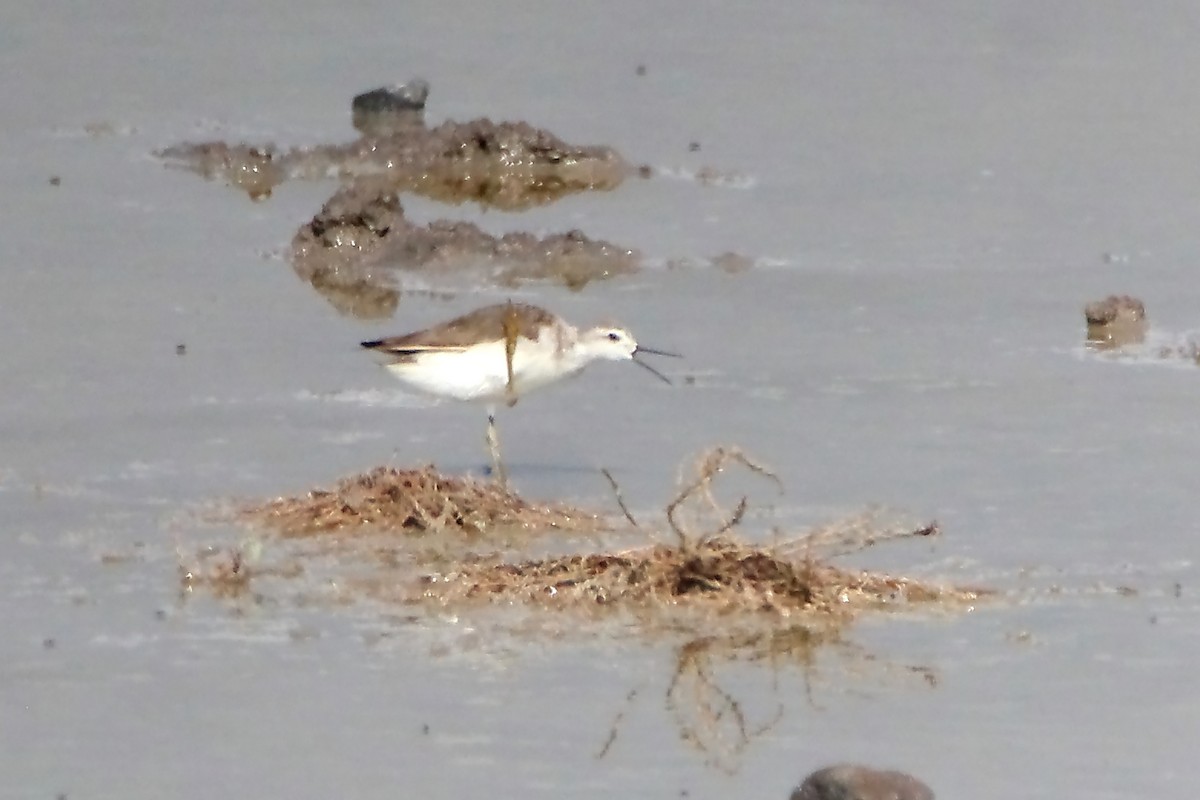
left=4, top=2, right=1200, bottom=797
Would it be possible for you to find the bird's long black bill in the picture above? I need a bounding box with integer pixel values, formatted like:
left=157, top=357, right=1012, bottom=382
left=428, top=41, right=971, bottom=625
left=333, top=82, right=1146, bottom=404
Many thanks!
left=632, top=345, right=681, bottom=385
left=636, top=345, right=682, bottom=358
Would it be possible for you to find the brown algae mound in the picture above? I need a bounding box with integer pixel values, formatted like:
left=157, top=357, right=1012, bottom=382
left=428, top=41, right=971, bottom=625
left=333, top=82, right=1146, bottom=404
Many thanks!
left=290, top=182, right=638, bottom=306
left=410, top=449, right=986, bottom=626
left=158, top=118, right=628, bottom=209
left=241, top=465, right=601, bottom=538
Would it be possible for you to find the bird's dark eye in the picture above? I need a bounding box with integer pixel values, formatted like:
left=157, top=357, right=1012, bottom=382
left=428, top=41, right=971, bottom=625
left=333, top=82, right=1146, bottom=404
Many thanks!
left=607, top=332, right=621, bottom=342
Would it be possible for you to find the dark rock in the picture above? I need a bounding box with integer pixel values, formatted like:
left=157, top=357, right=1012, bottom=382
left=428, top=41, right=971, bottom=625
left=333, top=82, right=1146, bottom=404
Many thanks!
left=791, top=764, right=934, bottom=800
left=352, top=79, right=431, bottom=135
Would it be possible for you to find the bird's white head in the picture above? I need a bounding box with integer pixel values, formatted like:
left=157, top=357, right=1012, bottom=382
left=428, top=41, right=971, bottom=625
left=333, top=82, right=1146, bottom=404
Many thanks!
left=578, top=325, right=680, bottom=383
left=579, top=325, right=640, bottom=362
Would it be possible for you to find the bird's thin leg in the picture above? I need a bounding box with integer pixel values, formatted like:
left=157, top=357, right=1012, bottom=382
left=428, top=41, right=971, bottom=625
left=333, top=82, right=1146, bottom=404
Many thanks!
left=486, top=408, right=507, bottom=487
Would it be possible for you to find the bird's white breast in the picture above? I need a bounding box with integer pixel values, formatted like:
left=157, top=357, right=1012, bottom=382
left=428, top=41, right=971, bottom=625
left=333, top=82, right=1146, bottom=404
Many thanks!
left=384, top=333, right=585, bottom=403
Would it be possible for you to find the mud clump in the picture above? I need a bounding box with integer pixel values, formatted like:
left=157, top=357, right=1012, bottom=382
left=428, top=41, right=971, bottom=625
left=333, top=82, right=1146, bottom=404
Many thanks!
left=291, top=182, right=639, bottom=313
left=1084, top=294, right=1146, bottom=349
left=240, top=465, right=602, bottom=538
left=161, top=142, right=284, bottom=201
left=159, top=118, right=628, bottom=210
left=1082, top=295, right=1200, bottom=365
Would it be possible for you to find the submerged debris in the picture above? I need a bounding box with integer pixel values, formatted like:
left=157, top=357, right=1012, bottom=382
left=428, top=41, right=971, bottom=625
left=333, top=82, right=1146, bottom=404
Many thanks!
left=240, top=465, right=602, bottom=538
left=178, top=540, right=302, bottom=600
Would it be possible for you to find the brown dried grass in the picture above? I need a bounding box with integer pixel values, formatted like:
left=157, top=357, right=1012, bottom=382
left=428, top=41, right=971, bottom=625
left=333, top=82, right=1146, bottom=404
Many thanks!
left=239, top=465, right=604, bottom=538
left=190, top=448, right=987, bottom=632
left=411, top=520, right=970, bottom=620
left=409, top=448, right=987, bottom=624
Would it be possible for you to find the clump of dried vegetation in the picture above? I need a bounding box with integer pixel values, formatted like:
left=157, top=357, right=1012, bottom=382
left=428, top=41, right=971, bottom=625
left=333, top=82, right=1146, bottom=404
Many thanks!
left=240, top=464, right=603, bottom=538
left=183, top=448, right=987, bottom=630
left=406, top=448, right=986, bottom=625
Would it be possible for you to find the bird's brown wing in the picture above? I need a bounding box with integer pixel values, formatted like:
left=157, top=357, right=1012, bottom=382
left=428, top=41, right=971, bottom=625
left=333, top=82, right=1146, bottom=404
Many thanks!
left=360, top=303, right=557, bottom=358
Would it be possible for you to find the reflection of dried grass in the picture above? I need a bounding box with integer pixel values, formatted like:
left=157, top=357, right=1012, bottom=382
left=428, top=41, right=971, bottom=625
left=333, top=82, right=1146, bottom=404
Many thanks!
left=662, top=633, right=788, bottom=772
left=241, top=465, right=603, bottom=538
left=598, top=625, right=939, bottom=773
